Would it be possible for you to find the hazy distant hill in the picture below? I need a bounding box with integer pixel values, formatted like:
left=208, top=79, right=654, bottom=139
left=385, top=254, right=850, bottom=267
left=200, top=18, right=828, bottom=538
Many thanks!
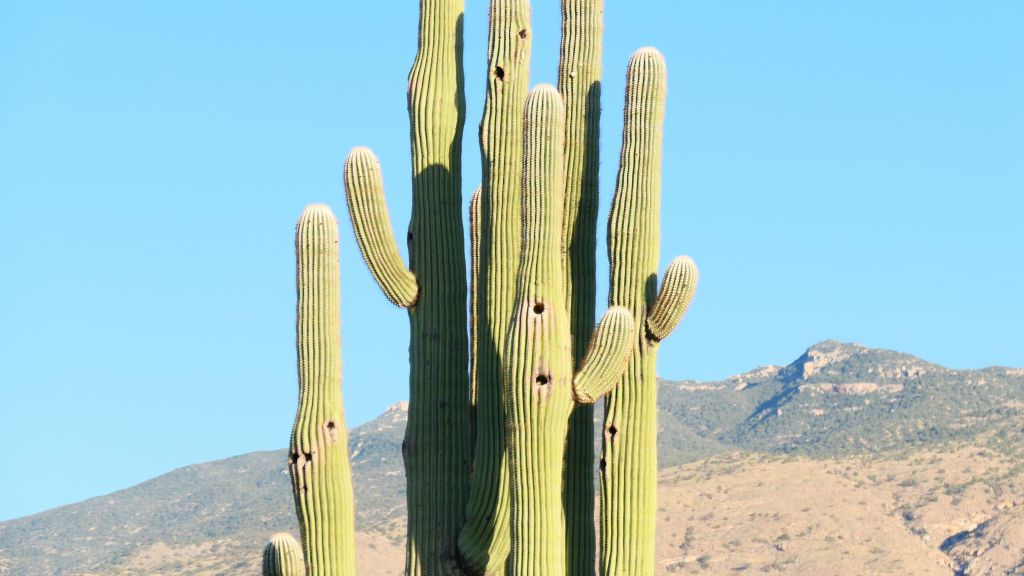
left=2, top=341, right=1023, bottom=575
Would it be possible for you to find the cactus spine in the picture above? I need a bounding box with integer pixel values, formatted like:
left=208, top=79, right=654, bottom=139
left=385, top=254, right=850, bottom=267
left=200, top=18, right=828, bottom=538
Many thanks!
left=601, top=49, right=699, bottom=576
left=291, top=204, right=357, bottom=576
left=504, top=85, right=634, bottom=575
left=262, top=532, right=306, bottom=576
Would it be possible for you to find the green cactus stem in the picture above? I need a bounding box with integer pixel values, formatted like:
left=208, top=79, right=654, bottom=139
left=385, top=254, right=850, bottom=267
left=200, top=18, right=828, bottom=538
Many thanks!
left=262, top=532, right=305, bottom=576
left=291, top=204, right=357, bottom=576
left=457, top=1, right=531, bottom=573
left=646, top=255, right=698, bottom=342
left=343, top=148, right=419, bottom=308
left=571, top=309, right=634, bottom=403
left=343, top=0, right=471, bottom=573
left=557, top=1, right=604, bottom=571
left=601, top=48, right=699, bottom=576
left=504, top=84, right=634, bottom=576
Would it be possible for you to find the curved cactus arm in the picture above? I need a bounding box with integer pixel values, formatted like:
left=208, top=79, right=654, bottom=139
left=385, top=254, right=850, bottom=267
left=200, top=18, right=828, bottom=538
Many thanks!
left=646, top=255, right=698, bottom=343
left=262, top=532, right=306, bottom=576
left=572, top=306, right=634, bottom=403
left=343, top=146, right=419, bottom=308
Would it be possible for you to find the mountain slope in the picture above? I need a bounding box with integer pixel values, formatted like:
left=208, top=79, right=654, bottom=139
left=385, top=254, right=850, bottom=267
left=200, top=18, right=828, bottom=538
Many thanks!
left=2, top=341, right=1023, bottom=575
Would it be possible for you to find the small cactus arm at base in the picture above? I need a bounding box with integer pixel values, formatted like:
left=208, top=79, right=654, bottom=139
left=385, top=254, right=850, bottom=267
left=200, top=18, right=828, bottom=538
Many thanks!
left=262, top=533, right=305, bottom=576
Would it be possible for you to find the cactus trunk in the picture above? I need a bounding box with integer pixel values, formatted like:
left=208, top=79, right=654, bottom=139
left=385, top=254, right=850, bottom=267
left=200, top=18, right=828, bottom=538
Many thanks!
left=344, top=1, right=470, bottom=574
left=458, top=2, right=531, bottom=573
left=504, top=85, right=636, bottom=576
left=291, top=205, right=357, bottom=576
left=601, top=49, right=698, bottom=576
left=405, top=1, right=472, bottom=574
left=505, top=85, right=574, bottom=576
left=557, top=1, right=604, bottom=572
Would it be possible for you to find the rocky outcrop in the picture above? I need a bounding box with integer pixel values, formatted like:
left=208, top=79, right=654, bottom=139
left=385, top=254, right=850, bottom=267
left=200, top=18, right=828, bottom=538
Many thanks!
left=942, top=505, right=1024, bottom=576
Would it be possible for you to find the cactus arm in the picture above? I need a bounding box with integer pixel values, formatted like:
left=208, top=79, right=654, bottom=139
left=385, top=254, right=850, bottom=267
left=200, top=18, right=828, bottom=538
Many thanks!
left=572, top=307, right=634, bottom=403
left=601, top=47, right=668, bottom=576
left=458, top=1, right=531, bottom=573
left=646, top=255, right=698, bottom=343
left=291, top=205, right=357, bottom=576
left=262, top=532, right=306, bottom=576
left=343, top=147, right=419, bottom=308
left=557, top=2, right=604, bottom=572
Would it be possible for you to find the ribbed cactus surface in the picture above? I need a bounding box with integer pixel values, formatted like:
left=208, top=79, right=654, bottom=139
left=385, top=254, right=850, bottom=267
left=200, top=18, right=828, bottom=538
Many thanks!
left=504, top=85, right=635, bottom=576
left=338, top=2, right=700, bottom=575
left=557, top=1, right=604, bottom=572
left=291, top=204, right=356, bottom=576
left=262, top=532, right=305, bottom=576
left=601, top=48, right=699, bottom=576
left=504, top=85, right=574, bottom=575
left=458, top=2, right=531, bottom=573
left=344, top=1, right=471, bottom=573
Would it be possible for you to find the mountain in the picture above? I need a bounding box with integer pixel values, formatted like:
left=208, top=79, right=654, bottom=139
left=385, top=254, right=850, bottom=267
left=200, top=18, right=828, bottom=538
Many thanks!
left=659, top=340, right=1024, bottom=463
left=2, top=341, right=1023, bottom=575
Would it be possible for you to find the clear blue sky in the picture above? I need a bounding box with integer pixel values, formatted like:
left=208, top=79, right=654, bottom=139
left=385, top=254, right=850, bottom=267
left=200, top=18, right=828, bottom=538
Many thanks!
left=1, top=1, right=1021, bottom=522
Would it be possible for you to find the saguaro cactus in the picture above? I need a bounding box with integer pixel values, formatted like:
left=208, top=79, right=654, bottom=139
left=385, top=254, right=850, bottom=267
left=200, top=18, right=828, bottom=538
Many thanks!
left=341, top=1, right=699, bottom=575
left=291, top=204, right=357, bottom=576
left=262, top=532, right=305, bottom=576
left=601, top=48, right=699, bottom=576
left=503, top=85, right=634, bottom=575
